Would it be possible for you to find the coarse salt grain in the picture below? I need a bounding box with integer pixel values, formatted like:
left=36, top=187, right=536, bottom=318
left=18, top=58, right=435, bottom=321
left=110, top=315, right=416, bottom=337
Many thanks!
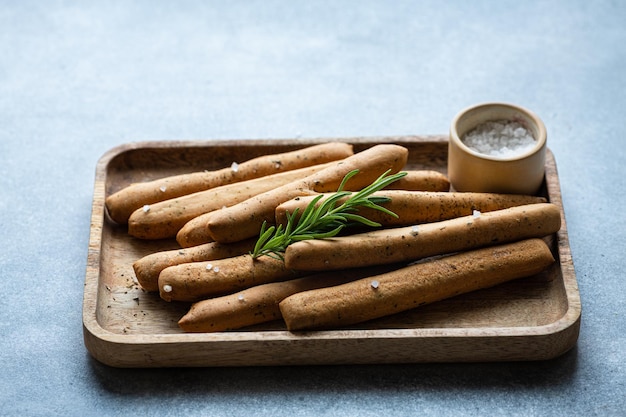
left=162, top=284, right=172, bottom=293
left=213, top=266, right=220, bottom=273
left=237, top=294, right=245, bottom=301
left=142, top=205, right=150, bottom=212
left=411, top=225, right=419, bottom=236
left=370, top=280, right=380, bottom=289
left=473, top=209, right=481, bottom=218
left=159, top=185, right=167, bottom=192
left=231, top=162, right=239, bottom=172
left=205, top=263, right=213, bottom=270
left=462, top=120, right=536, bottom=158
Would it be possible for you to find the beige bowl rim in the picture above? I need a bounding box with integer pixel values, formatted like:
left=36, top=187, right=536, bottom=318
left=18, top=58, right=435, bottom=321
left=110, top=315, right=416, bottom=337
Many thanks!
left=450, top=102, right=547, bottom=162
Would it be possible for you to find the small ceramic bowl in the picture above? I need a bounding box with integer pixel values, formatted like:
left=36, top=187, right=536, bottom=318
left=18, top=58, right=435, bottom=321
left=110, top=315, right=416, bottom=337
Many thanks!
left=448, top=102, right=547, bottom=195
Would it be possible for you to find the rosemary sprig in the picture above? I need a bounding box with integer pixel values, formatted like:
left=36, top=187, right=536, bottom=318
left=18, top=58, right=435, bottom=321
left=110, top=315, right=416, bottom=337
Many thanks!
left=251, top=169, right=407, bottom=260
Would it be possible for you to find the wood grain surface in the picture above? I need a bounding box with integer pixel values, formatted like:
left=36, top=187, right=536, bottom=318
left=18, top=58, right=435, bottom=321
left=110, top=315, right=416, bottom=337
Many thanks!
left=82, top=136, right=581, bottom=367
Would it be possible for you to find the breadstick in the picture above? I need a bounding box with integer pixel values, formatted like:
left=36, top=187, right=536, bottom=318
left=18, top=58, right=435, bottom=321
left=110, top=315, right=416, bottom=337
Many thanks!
left=105, top=142, right=354, bottom=224
left=176, top=213, right=215, bottom=248
left=205, top=144, right=409, bottom=243
left=275, top=190, right=546, bottom=228
left=177, top=265, right=397, bottom=332
left=384, top=170, right=450, bottom=192
left=133, top=238, right=256, bottom=292
left=284, top=203, right=560, bottom=271
left=158, top=254, right=304, bottom=302
left=280, top=238, right=555, bottom=331
left=127, top=162, right=336, bottom=240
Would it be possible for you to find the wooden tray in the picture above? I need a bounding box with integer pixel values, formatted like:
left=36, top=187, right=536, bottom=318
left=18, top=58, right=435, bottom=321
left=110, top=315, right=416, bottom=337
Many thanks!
left=83, top=135, right=581, bottom=367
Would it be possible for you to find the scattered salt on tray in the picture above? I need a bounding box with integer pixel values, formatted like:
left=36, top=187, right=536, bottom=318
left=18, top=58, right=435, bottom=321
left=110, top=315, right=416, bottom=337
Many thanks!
left=462, top=120, right=536, bottom=158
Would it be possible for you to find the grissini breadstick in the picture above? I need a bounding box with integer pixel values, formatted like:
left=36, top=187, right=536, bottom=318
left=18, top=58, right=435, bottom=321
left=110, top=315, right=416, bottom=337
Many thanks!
left=133, top=238, right=256, bottom=292
left=127, top=162, right=336, bottom=240
left=284, top=203, right=560, bottom=271
left=158, top=254, right=304, bottom=302
left=279, top=238, right=555, bottom=331
left=275, top=190, right=546, bottom=228
left=105, top=142, right=354, bottom=224
left=204, top=186, right=318, bottom=243
left=177, top=265, right=398, bottom=332
left=205, top=144, right=409, bottom=243
left=384, top=170, right=450, bottom=192
left=176, top=213, right=216, bottom=248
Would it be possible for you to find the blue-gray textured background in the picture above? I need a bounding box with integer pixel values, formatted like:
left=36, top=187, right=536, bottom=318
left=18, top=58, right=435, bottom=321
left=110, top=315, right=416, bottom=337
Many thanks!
left=1, top=1, right=624, bottom=416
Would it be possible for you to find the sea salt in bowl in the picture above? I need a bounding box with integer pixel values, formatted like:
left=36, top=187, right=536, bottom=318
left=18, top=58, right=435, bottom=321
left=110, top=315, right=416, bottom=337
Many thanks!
left=448, top=102, right=547, bottom=195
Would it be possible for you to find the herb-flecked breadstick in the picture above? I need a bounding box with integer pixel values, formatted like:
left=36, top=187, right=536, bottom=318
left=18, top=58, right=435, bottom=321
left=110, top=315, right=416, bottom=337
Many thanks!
left=205, top=144, right=409, bottom=243
left=284, top=203, right=560, bottom=271
left=133, top=238, right=256, bottom=292
left=158, top=254, right=304, bottom=302
left=279, top=238, right=555, bottom=331
left=105, top=142, right=354, bottom=224
left=275, top=190, right=546, bottom=228
left=384, top=170, right=450, bottom=192
left=176, top=213, right=215, bottom=248
left=127, top=162, right=336, bottom=240
left=177, top=265, right=397, bottom=332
